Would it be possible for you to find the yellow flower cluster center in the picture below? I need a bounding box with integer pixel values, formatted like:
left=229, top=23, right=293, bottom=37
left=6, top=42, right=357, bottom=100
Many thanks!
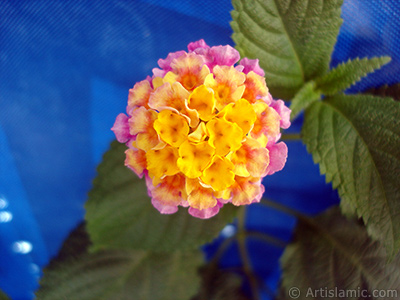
left=146, top=67, right=265, bottom=195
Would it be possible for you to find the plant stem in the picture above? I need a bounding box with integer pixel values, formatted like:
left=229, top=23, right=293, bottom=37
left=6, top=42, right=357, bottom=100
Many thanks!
left=209, top=235, right=236, bottom=265
left=244, top=231, right=288, bottom=248
left=260, top=198, right=309, bottom=220
left=236, top=206, right=261, bottom=300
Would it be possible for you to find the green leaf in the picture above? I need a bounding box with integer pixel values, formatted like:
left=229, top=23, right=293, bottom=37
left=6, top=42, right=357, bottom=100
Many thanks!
left=289, top=81, right=321, bottom=120
left=193, top=264, right=251, bottom=300
left=37, top=222, right=202, bottom=300
left=48, top=222, right=91, bottom=266
left=230, top=0, right=343, bottom=100
left=37, top=249, right=202, bottom=300
left=302, top=94, right=400, bottom=258
left=86, top=141, right=237, bottom=253
left=315, top=57, right=391, bottom=96
left=0, top=290, right=10, bottom=300
left=280, top=208, right=400, bottom=300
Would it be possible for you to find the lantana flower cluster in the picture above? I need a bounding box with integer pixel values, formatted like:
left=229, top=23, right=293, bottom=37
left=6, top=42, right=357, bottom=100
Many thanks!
left=112, top=40, right=291, bottom=219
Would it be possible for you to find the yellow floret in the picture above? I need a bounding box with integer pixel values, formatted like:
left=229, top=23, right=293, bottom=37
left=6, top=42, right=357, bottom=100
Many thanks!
left=206, top=117, right=243, bottom=156
left=188, top=85, right=216, bottom=121
left=188, top=122, right=207, bottom=143
left=220, top=98, right=257, bottom=135
left=153, top=110, right=189, bottom=147
left=146, top=145, right=180, bottom=181
left=201, top=155, right=235, bottom=191
left=185, top=178, right=217, bottom=210
left=177, top=140, right=215, bottom=178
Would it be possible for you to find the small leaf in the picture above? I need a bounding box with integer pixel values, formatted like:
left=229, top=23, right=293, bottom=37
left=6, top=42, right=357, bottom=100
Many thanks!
left=37, top=249, right=202, bottom=300
left=280, top=208, right=400, bottom=300
left=289, top=81, right=321, bottom=120
left=315, top=57, right=391, bottom=95
left=231, top=0, right=343, bottom=99
left=366, top=83, right=400, bottom=101
left=86, top=141, right=237, bottom=252
left=302, top=94, right=400, bottom=258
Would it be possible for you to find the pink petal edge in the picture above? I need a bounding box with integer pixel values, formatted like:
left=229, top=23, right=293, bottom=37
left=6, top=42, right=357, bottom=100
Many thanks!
left=239, top=58, right=265, bottom=76
left=271, top=99, right=291, bottom=129
left=188, top=202, right=223, bottom=219
left=209, top=45, right=240, bottom=68
left=251, top=182, right=265, bottom=204
left=111, top=113, right=132, bottom=143
left=188, top=39, right=209, bottom=52
left=153, top=50, right=186, bottom=77
left=151, top=198, right=179, bottom=214
left=265, top=142, right=288, bottom=176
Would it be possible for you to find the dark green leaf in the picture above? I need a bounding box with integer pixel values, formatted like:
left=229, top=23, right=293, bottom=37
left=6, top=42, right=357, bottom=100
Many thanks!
left=280, top=208, right=400, bottom=300
left=366, top=83, right=400, bottom=101
left=315, top=57, right=391, bottom=95
left=192, top=264, right=250, bottom=300
left=231, top=0, right=343, bottom=99
left=86, top=141, right=237, bottom=252
left=0, top=290, right=10, bottom=300
left=37, top=249, right=202, bottom=300
left=48, top=222, right=91, bottom=267
left=302, top=94, right=400, bottom=258
left=289, top=81, right=321, bottom=120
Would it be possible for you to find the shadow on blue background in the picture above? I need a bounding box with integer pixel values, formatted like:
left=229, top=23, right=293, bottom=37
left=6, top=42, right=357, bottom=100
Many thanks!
left=1, top=0, right=399, bottom=299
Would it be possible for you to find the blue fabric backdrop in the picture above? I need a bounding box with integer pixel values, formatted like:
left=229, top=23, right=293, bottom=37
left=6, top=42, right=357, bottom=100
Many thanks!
left=1, top=0, right=399, bottom=299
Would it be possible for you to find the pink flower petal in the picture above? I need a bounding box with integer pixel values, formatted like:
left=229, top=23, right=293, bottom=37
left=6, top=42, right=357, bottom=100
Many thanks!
left=151, top=198, right=179, bottom=214
left=188, top=39, right=209, bottom=52
left=145, top=174, right=179, bottom=214
left=125, top=148, right=146, bottom=178
left=152, top=68, right=165, bottom=78
left=192, top=47, right=213, bottom=67
left=209, top=45, right=240, bottom=68
left=270, top=99, right=291, bottom=129
left=239, top=58, right=265, bottom=76
left=251, top=183, right=265, bottom=203
left=263, top=93, right=273, bottom=105
left=111, top=113, right=132, bottom=143
left=188, top=202, right=223, bottom=219
left=229, top=177, right=265, bottom=206
left=153, top=50, right=187, bottom=77
left=265, top=142, right=288, bottom=175
left=144, top=173, right=154, bottom=198
left=235, top=65, right=245, bottom=72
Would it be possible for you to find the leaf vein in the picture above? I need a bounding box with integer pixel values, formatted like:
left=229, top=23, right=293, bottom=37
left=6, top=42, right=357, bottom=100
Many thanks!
left=270, top=0, right=305, bottom=82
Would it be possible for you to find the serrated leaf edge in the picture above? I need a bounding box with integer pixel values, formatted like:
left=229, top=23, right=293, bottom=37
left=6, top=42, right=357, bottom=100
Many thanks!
left=303, top=96, right=397, bottom=258
left=315, top=56, right=391, bottom=95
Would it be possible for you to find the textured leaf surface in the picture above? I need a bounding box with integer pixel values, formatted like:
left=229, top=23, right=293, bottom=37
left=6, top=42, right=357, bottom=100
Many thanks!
left=86, top=141, right=237, bottom=252
left=315, top=57, right=391, bottom=95
left=302, top=94, right=400, bottom=258
left=231, top=0, right=343, bottom=99
left=37, top=249, right=201, bottom=300
left=289, top=81, right=320, bottom=120
left=280, top=208, right=400, bottom=300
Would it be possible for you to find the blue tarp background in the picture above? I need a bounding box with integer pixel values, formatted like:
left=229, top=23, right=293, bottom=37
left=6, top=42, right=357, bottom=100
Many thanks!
left=1, top=0, right=399, bottom=299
